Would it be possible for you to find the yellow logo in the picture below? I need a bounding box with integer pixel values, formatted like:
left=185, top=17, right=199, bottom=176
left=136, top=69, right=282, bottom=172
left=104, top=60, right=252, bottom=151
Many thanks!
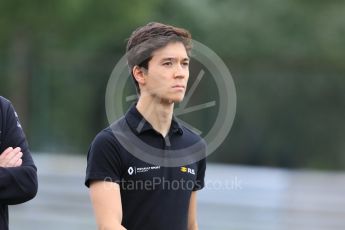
left=180, top=166, right=195, bottom=175
left=180, top=167, right=187, bottom=173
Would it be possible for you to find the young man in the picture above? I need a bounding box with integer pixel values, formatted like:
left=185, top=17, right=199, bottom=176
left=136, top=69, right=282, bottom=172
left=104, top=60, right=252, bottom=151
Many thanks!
left=85, top=22, right=206, bottom=230
left=0, top=96, right=38, bottom=230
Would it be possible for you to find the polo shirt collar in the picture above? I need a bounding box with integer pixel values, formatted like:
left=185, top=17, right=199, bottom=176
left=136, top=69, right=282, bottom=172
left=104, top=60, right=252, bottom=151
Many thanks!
left=125, top=104, right=183, bottom=136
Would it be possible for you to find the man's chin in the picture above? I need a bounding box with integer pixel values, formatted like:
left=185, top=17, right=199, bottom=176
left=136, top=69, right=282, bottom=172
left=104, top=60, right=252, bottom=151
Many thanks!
left=158, top=94, right=185, bottom=104
left=171, top=96, right=184, bottom=103
left=159, top=98, right=183, bottom=105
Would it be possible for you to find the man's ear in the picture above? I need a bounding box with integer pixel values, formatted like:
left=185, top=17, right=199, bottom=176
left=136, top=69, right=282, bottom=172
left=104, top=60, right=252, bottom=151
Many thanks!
left=132, top=66, right=146, bottom=86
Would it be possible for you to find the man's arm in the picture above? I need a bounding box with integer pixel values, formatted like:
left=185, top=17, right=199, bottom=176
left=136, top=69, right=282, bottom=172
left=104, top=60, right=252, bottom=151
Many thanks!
left=90, top=181, right=126, bottom=230
left=0, top=99, right=38, bottom=205
left=188, top=191, right=199, bottom=230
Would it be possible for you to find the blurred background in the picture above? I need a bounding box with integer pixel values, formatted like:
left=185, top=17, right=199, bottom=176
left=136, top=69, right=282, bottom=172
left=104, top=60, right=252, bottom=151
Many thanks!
left=1, top=0, right=345, bottom=229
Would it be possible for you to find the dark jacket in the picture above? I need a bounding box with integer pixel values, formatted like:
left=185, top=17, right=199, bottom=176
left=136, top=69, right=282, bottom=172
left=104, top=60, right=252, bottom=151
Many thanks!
left=0, top=96, right=38, bottom=230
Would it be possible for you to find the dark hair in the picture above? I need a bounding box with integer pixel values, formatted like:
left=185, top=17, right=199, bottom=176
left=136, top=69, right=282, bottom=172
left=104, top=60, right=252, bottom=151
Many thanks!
left=126, top=22, right=192, bottom=94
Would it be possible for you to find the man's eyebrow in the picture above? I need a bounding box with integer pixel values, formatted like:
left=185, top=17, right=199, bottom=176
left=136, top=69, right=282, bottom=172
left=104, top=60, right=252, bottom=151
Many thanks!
left=160, top=57, right=190, bottom=62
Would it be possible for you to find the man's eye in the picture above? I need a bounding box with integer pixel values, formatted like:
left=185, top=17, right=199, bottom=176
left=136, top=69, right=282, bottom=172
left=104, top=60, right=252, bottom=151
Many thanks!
left=163, top=62, right=172, bottom=66
left=182, top=62, right=189, bottom=67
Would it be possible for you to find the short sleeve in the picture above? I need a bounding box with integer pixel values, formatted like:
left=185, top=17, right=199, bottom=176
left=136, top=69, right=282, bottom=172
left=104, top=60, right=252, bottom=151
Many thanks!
left=193, top=158, right=206, bottom=191
left=85, top=129, right=123, bottom=187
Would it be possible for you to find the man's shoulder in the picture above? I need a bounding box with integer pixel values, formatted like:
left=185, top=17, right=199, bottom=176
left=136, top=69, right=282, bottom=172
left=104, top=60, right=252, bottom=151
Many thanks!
left=0, top=96, right=11, bottom=109
left=0, top=97, right=13, bottom=122
left=180, top=124, right=206, bottom=144
left=92, top=116, right=127, bottom=145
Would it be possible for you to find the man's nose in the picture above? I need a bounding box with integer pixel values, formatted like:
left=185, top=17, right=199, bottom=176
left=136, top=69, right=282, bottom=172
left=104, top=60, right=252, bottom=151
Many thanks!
left=174, top=64, right=187, bottom=78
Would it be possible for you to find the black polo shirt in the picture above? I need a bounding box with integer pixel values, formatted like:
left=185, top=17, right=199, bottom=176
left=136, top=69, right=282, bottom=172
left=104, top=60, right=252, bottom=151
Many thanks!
left=85, top=104, right=206, bottom=230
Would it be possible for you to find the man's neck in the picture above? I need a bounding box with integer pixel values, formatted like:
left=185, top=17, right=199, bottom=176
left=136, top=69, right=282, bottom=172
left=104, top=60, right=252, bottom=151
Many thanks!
left=136, top=94, right=174, bottom=137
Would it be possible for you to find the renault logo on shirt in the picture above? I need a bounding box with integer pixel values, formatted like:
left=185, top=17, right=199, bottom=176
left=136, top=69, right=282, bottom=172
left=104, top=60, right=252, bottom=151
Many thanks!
left=127, top=166, right=161, bottom=175
left=180, top=167, right=195, bottom=175
left=128, top=167, right=134, bottom=175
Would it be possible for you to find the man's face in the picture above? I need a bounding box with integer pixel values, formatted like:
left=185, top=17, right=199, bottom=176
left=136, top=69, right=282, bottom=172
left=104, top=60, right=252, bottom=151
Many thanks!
left=142, top=42, right=190, bottom=103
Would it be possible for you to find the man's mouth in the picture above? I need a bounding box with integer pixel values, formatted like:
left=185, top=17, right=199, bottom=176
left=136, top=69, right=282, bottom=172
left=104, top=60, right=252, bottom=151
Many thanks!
left=172, top=85, right=185, bottom=89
